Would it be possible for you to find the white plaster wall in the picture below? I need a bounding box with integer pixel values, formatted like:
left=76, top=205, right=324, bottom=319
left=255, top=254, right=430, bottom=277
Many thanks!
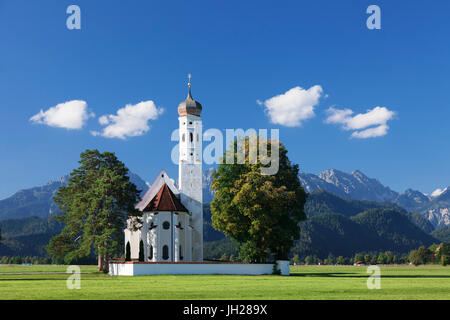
left=276, top=260, right=290, bottom=275
left=150, top=213, right=159, bottom=261
left=109, top=261, right=290, bottom=276
left=185, top=225, right=192, bottom=262
left=109, top=263, right=134, bottom=276
left=124, top=229, right=130, bottom=255
left=157, top=211, right=172, bottom=261
left=176, top=213, right=188, bottom=261
left=126, top=229, right=141, bottom=260
left=179, top=114, right=203, bottom=262
left=126, top=211, right=192, bottom=262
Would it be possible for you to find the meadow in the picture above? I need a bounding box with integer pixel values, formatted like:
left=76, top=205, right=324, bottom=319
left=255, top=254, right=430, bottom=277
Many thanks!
left=0, top=264, right=449, bottom=300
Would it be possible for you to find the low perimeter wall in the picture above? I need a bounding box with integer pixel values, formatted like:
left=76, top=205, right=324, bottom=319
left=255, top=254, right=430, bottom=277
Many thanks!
left=109, top=261, right=289, bottom=276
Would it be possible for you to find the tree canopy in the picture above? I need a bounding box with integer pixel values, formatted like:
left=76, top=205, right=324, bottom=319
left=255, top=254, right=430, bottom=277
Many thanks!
left=210, top=138, right=307, bottom=262
left=46, top=149, right=142, bottom=271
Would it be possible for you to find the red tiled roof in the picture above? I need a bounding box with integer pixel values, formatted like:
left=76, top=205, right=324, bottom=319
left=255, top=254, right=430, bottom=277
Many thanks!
left=143, top=183, right=188, bottom=212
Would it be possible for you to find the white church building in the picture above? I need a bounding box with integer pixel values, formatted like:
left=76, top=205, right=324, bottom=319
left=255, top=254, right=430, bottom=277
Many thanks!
left=124, top=79, right=203, bottom=262
left=110, top=79, right=289, bottom=276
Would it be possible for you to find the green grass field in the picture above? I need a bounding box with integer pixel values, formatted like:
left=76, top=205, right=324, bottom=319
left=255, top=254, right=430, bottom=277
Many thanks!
left=0, top=264, right=449, bottom=300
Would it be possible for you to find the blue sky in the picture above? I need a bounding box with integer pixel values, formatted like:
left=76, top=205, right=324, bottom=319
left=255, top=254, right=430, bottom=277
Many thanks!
left=0, top=0, right=449, bottom=199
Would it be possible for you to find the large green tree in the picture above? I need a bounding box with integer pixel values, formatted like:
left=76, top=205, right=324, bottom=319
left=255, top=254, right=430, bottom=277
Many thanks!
left=47, top=150, right=142, bottom=272
left=210, top=138, right=307, bottom=263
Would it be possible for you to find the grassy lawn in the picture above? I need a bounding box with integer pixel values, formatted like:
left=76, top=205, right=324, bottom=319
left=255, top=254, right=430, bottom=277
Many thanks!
left=0, top=264, right=449, bottom=300
left=0, top=265, right=98, bottom=274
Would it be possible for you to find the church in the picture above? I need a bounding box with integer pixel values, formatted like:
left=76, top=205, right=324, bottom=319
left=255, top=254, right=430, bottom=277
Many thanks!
left=110, top=79, right=289, bottom=275
left=124, top=78, right=203, bottom=262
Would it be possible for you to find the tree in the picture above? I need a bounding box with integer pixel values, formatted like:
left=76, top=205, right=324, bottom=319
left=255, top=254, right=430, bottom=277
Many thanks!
left=337, top=256, right=346, bottom=265
left=292, top=254, right=301, bottom=265
left=47, top=149, right=142, bottom=272
left=409, top=250, right=420, bottom=266
left=354, top=253, right=364, bottom=263
left=12, top=256, right=21, bottom=264
left=417, top=246, right=432, bottom=264
left=435, top=243, right=450, bottom=266
left=327, top=253, right=335, bottom=265
left=384, top=251, right=393, bottom=264
left=139, top=240, right=145, bottom=262
left=392, top=255, right=399, bottom=264
left=442, top=255, right=449, bottom=266
left=220, top=253, right=228, bottom=261
left=305, top=256, right=313, bottom=265
left=409, top=246, right=432, bottom=266
left=211, top=138, right=307, bottom=263
left=377, top=252, right=387, bottom=264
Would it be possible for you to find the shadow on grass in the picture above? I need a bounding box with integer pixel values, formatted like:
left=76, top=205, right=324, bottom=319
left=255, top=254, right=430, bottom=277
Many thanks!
left=0, top=276, right=105, bottom=281
left=291, top=273, right=450, bottom=279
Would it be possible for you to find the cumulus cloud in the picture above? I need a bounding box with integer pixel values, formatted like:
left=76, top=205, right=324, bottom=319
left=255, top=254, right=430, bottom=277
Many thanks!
left=30, top=100, right=94, bottom=130
left=325, top=106, right=396, bottom=139
left=258, top=85, right=323, bottom=127
left=350, top=124, right=389, bottom=139
left=92, top=100, right=163, bottom=139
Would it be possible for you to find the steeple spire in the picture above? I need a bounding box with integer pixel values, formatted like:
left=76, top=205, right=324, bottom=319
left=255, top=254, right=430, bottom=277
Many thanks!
left=187, top=73, right=192, bottom=98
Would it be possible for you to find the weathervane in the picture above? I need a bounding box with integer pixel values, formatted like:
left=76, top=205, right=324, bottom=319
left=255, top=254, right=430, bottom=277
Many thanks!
left=188, top=73, right=191, bottom=87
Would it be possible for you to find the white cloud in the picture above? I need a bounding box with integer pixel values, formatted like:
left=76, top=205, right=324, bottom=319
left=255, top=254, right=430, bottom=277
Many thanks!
left=258, top=85, right=323, bottom=127
left=350, top=124, right=389, bottom=139
left=325, top=106, right=396, bottom=139
left=30, top=100, right=94, bottom=130
left=92, top=100, right=163, bottom=139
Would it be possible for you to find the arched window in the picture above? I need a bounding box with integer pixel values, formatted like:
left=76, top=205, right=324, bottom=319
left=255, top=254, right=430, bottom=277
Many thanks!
left=189, top=132, right=193, bottom=142
left=182, top=133, right=185, bottom=142
left=162, top=245, right=169, bottom=260
left=138, top=240, right=144, bottom=262
left=125, top=241, right=131, bottom=261
left=197, top=134, right=199, bottom=142
left=148, top=245, right=153, bottom=260
left=179, top=245, right=183, bottom=260
left=163, top=221, right=170, bottom=230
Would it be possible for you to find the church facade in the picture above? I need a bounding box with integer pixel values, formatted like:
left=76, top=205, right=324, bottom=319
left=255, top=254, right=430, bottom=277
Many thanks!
left=124, top=80, right=203, bottom=262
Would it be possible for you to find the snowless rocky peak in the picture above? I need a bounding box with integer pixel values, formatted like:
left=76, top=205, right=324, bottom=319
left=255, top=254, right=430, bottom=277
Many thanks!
left=313, top=169, right=397, bottom=202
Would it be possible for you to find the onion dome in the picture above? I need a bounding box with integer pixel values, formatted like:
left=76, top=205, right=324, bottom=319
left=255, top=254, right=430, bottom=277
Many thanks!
left=178, top=74, right=202, bottom=116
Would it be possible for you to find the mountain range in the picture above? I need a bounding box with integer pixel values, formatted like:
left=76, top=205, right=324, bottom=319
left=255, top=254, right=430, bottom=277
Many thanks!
left=0, top=173, right=148, bottom=221
left=0, top=168, right=449, bottom=259
left=299, top=169, right=450, bottom=228
left=203, top=190, right=443, bottom=260
left=0, top=168, right=448, bottom=229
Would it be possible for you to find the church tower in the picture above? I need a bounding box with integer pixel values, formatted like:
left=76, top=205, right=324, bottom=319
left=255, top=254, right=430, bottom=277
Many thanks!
left=177, top=75, right=203, bottom=261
